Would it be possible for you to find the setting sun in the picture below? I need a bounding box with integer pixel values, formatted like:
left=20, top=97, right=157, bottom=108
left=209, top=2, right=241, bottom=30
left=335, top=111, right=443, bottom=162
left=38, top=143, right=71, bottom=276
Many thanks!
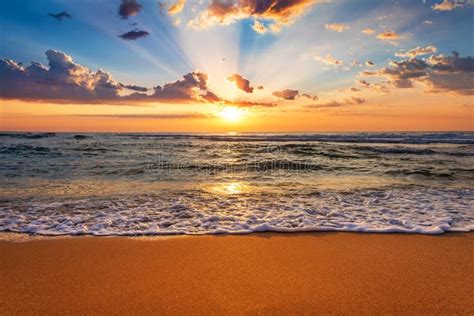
left=218, top=107, right=245, bottom=123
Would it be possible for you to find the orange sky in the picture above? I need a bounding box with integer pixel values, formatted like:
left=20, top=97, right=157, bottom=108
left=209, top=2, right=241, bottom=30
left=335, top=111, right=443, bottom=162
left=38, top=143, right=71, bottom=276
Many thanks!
left=1, top=90, right=472, bottom=132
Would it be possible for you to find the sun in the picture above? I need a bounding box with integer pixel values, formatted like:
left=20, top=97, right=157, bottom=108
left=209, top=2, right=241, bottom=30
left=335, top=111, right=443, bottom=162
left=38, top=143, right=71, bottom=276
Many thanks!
left=218, top=107, right=245, bottom=123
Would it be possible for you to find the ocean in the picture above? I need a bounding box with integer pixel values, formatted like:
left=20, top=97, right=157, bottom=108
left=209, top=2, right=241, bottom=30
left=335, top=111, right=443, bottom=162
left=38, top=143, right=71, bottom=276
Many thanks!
left=0, top=132, right=473, bottom=236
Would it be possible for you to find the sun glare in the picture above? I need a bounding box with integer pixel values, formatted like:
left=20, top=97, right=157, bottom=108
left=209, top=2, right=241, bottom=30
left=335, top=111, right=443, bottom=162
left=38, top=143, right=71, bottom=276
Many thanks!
left=219, top=107, right=245, bottom=123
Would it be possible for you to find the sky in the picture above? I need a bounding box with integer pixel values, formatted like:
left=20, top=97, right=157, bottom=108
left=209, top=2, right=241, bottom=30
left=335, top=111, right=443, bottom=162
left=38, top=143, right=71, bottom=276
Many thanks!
left=0, top=0, right=473, bottom=132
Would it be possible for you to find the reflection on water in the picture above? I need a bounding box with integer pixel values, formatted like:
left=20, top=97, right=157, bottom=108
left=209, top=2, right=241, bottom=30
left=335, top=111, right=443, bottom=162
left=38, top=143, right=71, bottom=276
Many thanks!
left=211, top=182, right=247, bottom=195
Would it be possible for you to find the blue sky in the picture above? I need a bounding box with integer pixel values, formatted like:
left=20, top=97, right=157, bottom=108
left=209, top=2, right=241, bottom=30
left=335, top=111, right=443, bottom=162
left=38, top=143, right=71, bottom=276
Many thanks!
left=1, top=0, right=472, bottom=89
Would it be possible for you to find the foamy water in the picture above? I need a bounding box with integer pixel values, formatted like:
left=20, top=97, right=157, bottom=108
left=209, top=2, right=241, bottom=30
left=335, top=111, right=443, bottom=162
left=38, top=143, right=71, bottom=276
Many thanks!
left=0, top=132, right=473, bottom=237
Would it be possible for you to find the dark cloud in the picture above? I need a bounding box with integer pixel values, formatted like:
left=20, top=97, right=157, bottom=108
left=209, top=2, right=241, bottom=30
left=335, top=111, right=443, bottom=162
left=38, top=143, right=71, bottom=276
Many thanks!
left=48, top=11, right=72, bottom=21
left=357, top=79, right=371, bottom=88
left=359, top=51, right=474, bottom=95
left=427, top=51, right=474, bottom=72
left=301, top=93, right=318, bottom=101
left=361, top=58, right=429, bottom=88
left=118, top=29, right=150, bottom=40
left=272, top=89, right=299, bottom=100
left=119, top=0, right=142, bottom=19
left=422, top=51, right=474, bottom=94
left=0, top=50, right=221, bottom=104
left=150, top=72, right=213, bottom=101
left=120, top=84, right=148, bottom=92
left=272, top=89, right=318, bottom=101
left=227, top=73, right=254, bottom=93
left=306, top=97, right=366, bottom=109
left=0, top=50, right=123, bottom=102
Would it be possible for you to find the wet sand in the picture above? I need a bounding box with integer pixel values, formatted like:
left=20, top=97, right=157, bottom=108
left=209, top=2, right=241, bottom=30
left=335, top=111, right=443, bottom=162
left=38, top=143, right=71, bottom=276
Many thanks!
left=1, top=232, right=473, bottom=315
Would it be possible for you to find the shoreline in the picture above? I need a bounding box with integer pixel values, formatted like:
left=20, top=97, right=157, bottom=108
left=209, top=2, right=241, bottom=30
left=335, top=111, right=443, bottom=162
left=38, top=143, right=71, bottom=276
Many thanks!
left=1, top=232, right=473, bottom=314
left=1, top=229, right=473, bottom=242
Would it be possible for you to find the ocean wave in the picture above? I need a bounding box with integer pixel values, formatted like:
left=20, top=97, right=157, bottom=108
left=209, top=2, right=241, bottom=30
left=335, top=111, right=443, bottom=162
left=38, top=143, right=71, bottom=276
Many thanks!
left=0, top=144, right=62, bottom=156
left=0, top=133, right=56, bottom=139
left=117, top=132, right=474, bottom=144
left=72, top=134, right=92, bottom=140
left=1, top=188, right=472, bottom=237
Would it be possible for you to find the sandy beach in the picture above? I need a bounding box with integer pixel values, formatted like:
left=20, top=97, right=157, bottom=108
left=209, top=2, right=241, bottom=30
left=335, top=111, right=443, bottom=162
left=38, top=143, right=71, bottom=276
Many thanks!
left=1, top=232, right=473, bottom=315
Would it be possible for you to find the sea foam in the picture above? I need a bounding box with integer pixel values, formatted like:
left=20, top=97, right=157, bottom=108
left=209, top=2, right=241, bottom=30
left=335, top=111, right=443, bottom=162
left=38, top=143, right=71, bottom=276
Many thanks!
left=1, top=188, right=472, bottom=237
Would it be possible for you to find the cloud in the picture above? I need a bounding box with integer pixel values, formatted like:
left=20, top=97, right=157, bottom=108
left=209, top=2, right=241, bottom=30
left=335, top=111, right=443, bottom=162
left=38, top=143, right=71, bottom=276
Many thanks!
left=252, top=20, right=268, bottom=34
left=118, top=29, right=150, bottom=40
left=325, top=23, right=349, bottom=32
left=120, top=84, right=148, bottom=92
left=227, top=73, right=254, bottom=93
left=376, top=31, right=399, bottom=41
left=148, top=72, right=220, bottom=102
left=272, top=89, right=317, bottom=101
left=77, top=113, right=214, bottom=119
left=306, top=97, right=366, bottom=109
left=359, top=51, right=474, bottom=95
left=352, top=60, right=362, bottom=67
left=118, top=0, right=143, bottom=19
left=420, top=72, right=474, bottom=95
left=272, top=89, right=299, bottom=100
left=223, top=100, right=277, bottom=108
left=0, top=50, right=222, bottom=103
left=0, top=50, right=124, bottom=102
left=362, top=58, right=429, bottom=88
left=356, top=78, right=391, bottom=93
left=188, top=0, right=321, bottom=33
left=314, top=54, right=343, bottom=65
left=426, top=51, right=474, bottom=72
left=167, top=0, right=186, bottom=15
left=361, top=28, right=375, bottom=35
left=48, top=12, right=72, bottom=21
left=356, top=79, right=371, bottom=88
left=395, top=45, right=437, bottom=58
left=432, top=0, right=469, bottom=11
left=301, top=93, right=318, bottom=101
left=365, top=61, right=375, bottom=67
left=371, top=83, right=390, bottom=93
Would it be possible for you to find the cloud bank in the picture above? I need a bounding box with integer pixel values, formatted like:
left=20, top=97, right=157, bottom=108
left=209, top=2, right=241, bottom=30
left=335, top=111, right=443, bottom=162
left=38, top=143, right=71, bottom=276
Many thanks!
left=360, top=51, right=474, bottom=95
left=0, top=50, right=221, bottom=103
left=0, top=50, right=283, bottom=107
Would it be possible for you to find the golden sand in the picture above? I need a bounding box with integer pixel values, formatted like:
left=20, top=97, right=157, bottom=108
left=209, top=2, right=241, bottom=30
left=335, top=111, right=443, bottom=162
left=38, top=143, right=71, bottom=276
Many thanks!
left=1, top=233, right=473, bottom=314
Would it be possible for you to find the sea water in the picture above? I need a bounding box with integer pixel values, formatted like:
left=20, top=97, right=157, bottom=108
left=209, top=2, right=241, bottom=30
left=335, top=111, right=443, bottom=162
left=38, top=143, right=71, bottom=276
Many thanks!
left=0, top=132, right=473, bottom=236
